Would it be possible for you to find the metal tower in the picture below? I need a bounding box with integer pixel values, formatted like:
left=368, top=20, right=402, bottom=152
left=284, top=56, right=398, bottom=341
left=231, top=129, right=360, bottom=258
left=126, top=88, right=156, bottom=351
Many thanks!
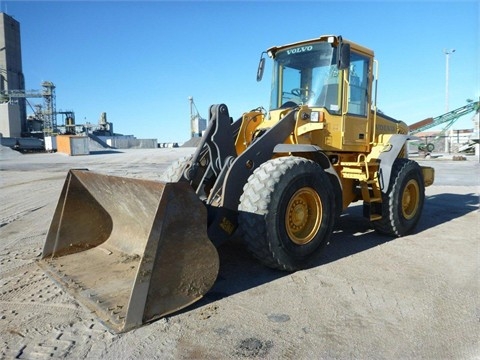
left=41, top=81, right=56, bottom=135
left=1, top=80, right=58, bottom=136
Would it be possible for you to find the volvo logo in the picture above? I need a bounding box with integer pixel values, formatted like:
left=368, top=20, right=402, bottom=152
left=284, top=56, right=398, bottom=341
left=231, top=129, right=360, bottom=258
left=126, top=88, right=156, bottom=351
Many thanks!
left=286, top=45, right=313, bottom=55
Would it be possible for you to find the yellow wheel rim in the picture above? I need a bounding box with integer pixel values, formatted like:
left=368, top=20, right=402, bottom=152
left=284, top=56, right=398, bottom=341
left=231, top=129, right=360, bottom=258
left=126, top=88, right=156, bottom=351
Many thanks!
left=402, top=179, right=420, bottom=220
left=285, top=187, right=322, bottom=245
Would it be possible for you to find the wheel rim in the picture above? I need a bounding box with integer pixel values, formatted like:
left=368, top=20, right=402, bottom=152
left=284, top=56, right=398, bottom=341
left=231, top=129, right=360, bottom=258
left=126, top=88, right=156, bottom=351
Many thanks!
left=402, top=179, right=420, bottom=220
left=285, top=187, right=322, bottom=245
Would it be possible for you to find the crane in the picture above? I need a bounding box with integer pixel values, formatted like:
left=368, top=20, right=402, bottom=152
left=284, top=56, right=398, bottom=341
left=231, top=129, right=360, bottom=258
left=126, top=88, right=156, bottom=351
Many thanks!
left=408, top=100, right=480, bottom=151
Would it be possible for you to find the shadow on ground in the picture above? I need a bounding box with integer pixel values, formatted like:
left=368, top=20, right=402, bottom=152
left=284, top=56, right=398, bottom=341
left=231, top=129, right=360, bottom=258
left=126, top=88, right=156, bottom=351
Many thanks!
left=187, top=192, right=479, bottom=312
left=89, top=150, right=124, bottom=155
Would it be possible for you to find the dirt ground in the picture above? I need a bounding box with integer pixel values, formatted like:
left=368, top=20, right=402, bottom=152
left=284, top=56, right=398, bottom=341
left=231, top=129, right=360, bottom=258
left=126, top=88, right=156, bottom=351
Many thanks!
left=1, top=146, right=479, bottom=359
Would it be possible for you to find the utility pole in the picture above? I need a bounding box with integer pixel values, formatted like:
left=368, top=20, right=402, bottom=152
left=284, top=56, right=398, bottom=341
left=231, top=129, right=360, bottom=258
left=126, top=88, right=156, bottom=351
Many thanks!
left=443, top=49, right=455, bottom=153
left=443, top=49, right=455, bottom=112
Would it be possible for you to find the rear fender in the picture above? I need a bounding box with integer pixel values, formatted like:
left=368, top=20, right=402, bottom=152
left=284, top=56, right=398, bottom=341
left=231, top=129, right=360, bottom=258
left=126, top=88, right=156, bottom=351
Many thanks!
left=371, top=134, right=411, bottom=193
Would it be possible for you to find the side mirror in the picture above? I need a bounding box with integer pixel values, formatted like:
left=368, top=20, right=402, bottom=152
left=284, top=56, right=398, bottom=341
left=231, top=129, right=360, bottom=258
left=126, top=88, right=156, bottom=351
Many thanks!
left=256, top=52, right=266, bottom=82
left=337, top=43, right=350, bottom=70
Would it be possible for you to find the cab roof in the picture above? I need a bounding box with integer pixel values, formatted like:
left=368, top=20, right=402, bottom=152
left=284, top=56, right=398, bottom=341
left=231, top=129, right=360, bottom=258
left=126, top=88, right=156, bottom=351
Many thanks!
left=267, top=35, right=374, bottom=58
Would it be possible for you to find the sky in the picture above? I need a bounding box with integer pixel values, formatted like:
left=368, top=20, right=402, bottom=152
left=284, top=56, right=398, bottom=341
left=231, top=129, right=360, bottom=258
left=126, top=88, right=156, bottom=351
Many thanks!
left=2, top=0, right=479, bottom=143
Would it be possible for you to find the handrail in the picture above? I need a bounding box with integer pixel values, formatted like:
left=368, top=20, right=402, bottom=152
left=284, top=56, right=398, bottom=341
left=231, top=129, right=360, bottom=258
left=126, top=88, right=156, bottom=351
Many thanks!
left=372, top=59, right=379, bottom=144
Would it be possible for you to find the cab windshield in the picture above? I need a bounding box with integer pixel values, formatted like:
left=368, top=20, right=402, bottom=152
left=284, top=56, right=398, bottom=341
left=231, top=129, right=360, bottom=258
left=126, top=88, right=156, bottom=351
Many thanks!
left=270, top=42, right=340, bottom=113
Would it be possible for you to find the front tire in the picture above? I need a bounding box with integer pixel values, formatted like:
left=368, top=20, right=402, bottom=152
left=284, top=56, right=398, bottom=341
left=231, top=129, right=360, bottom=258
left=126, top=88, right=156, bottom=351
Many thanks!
left=372, top=159, right=425, bottom=236
left=159, top=155, right=192, bottom=182
left=238, top=157, right=335, bottom=271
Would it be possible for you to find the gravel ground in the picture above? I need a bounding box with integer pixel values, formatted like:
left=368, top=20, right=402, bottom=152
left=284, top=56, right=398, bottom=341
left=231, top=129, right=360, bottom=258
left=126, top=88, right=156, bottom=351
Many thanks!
left=0, top=146, right=479, bottom=359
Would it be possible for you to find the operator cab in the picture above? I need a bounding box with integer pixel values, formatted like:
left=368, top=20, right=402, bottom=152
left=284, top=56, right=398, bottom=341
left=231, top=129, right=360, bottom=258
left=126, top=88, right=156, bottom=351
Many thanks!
left=260, top=35, right=372, bottom=118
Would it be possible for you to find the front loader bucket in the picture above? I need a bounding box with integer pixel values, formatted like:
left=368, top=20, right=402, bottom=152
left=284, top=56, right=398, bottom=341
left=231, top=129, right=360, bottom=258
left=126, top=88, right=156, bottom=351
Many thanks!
left=38, top=169, right=219, bottom=333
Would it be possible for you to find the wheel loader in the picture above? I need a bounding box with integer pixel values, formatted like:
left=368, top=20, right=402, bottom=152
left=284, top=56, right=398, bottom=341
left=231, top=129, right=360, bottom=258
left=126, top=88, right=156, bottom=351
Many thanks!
left=38, top=35, right=434, bottom=333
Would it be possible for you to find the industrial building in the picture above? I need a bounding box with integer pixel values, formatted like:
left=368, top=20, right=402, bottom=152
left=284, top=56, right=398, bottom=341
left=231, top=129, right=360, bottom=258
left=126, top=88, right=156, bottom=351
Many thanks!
left=189, top=96, right=207, bottom=137
left=0, top=12, right=58, bottom=145
left=0, top=12, right=26, bottom=137
left=0, top=11, right=157, bottom=152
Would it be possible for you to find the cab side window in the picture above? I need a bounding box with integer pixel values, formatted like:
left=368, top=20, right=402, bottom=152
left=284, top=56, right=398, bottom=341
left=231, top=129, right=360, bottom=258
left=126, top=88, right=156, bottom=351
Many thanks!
left=348, top=53, right=369, bottom=117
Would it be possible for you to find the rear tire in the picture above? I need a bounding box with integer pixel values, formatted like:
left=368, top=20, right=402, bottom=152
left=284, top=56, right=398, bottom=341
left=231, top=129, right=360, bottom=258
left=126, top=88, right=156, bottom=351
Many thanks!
left=238, top=157, right=335, bottom=271
left=372, top=159, right=425, bottom=236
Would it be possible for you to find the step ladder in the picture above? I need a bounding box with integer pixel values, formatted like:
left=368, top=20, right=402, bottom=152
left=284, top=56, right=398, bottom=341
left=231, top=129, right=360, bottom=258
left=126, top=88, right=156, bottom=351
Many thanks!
left=340, top=155, right=383, bottom=221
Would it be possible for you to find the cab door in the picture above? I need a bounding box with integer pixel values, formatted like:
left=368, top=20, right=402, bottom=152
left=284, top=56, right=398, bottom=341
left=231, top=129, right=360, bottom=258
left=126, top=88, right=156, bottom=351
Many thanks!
left=342, top=52, right=371, bottom=151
